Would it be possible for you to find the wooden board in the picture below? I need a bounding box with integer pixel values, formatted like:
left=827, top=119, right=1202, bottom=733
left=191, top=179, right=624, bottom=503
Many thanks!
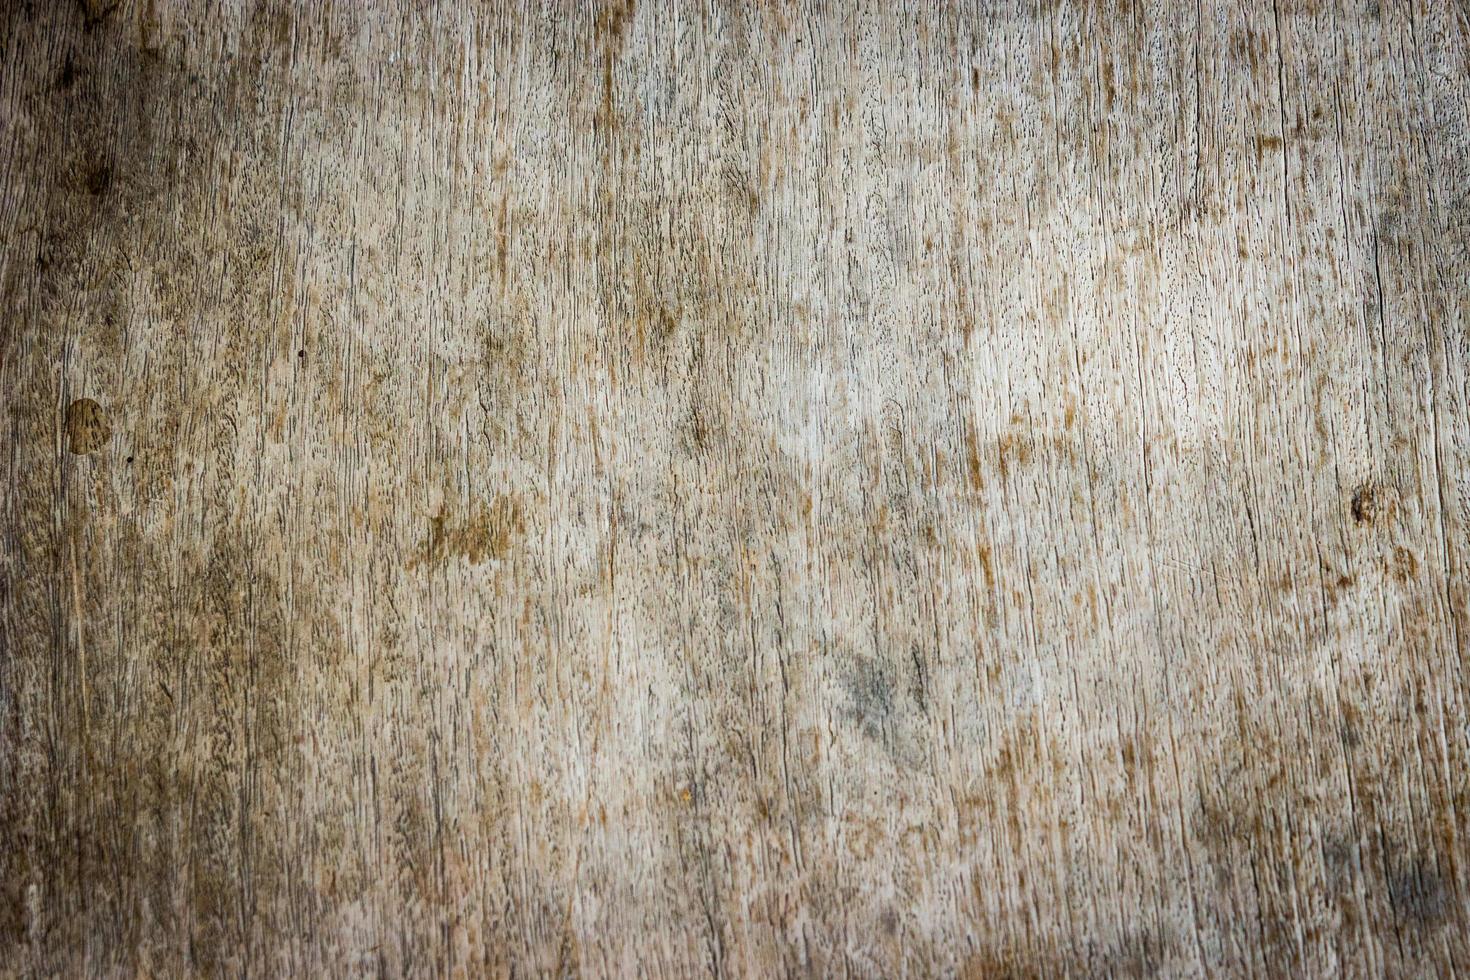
left=3, top=1, right=1470, bottom=975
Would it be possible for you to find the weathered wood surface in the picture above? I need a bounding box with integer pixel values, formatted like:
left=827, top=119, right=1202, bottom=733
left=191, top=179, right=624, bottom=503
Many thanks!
left=3, top=0, right=1470, bottom=975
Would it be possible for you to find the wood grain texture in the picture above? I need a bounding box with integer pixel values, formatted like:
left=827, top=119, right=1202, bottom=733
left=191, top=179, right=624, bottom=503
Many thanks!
left=3, top=0, right=1469, bottom=975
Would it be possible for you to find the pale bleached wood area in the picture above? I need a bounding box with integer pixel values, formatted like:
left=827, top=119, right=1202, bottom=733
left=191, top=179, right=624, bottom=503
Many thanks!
left=3, top=0, right=1470, bottom=976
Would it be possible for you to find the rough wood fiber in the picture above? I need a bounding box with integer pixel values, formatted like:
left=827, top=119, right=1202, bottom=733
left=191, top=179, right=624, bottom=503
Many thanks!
left=3, top=0, right=1470, bottom=975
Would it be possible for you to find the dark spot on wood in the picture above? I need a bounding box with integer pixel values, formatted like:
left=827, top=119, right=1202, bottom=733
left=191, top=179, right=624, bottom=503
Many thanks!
left=908, top=645, right=930, bottom=714
left=77, top=0, right=119, bottom=30
left=1350, top=484, right=1376, bottom=525
left=1388, top=857, right=1448, bottom=927
left=83, top=162, right=112, bottom=196
left=689, top=404, right=711, bottom=453
left=56, top=56, right=79, bottom=91
left=64, top=397, right=110, bottom=454
left=842, top=657, right=896, bottom=743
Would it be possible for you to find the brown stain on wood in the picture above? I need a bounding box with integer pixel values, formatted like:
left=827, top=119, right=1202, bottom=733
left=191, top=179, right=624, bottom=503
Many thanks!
left=413, top=494, right=524, bottom=569
left=64, top=397, right=111, bottom=454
